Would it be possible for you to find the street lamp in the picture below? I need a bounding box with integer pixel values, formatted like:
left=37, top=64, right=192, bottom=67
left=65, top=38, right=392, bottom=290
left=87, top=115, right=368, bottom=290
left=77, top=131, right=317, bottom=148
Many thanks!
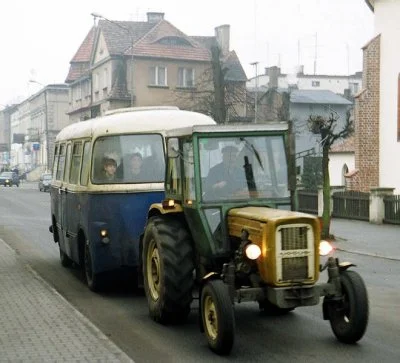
left=250, top=61, right=259, bottom=123
left=29, top=80, right=50, bottom=172
left=91, top=12, right=135, bottom=107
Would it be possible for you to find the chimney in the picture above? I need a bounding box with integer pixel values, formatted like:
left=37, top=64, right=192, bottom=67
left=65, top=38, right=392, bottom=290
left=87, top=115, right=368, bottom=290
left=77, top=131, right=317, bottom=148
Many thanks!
left=147, top=12, right=164, bottom=23
left=215, top=24, right=230, bottom=56
left=296, top=65, right=304, bottom=75
left=267, top=66, right=281, bottom=88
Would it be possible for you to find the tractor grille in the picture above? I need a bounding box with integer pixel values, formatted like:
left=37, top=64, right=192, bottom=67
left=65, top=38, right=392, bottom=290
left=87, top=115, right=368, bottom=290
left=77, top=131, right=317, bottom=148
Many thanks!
left=276, top=224, right=314, bottom=283
left=282, top=257, right=308, bottom=280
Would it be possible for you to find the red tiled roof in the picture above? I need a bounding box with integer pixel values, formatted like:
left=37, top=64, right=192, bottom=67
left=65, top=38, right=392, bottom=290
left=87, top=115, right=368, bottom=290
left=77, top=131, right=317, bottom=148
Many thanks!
left=65, top=27, right=96, bottom=83
left=133, top=43, right=210, bottom=61
left=71, top=27, right=96, bottom=62
left=330, top=136, right=355, bottom=153
left=65, top=63, right=90, bottom=84
left=128, top=20, right=210, bottom=61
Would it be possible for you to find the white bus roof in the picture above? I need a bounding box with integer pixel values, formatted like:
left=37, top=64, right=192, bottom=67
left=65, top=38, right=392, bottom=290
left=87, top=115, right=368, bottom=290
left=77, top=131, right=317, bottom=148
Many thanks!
left=56, top=108, right=216, bottom=141
left=165, top=122, right=290, bottom=137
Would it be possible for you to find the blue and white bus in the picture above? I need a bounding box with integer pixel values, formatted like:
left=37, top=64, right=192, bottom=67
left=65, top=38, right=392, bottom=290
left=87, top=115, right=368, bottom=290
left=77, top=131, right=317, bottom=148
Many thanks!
left=49, top=107, right=216, bottom=291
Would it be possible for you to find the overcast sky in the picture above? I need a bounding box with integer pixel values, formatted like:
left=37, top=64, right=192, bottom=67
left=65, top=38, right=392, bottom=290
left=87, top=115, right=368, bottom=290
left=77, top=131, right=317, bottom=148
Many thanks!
left=0, top=0, right=374, bottom=107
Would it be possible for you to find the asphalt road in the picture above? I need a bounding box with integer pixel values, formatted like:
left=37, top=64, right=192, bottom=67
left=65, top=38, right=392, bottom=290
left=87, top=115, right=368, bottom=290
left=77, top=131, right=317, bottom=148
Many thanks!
left=1, top=183, right=400, bottom=362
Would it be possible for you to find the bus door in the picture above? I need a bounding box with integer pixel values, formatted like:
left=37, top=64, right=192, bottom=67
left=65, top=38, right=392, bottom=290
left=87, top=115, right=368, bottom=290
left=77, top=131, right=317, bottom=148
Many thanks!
left=60, top=143, right=72, bottom=258
left=64, top=141, right=84, bottom=262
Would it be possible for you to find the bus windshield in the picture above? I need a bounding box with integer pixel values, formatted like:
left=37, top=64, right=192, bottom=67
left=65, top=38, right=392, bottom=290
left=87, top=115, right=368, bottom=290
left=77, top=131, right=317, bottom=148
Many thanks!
left=199, top=135, right=289, bottom=202
left=92, top=133, right=164, bottom=184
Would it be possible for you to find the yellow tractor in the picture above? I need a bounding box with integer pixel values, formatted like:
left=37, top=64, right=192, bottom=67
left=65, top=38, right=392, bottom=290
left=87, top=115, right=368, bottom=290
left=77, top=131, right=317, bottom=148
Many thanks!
left=141, top=122, right=369, bottom=355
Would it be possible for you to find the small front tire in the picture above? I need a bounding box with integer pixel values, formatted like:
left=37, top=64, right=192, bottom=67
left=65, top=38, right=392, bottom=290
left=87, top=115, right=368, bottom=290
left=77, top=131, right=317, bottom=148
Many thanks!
left=326, top=270, right=369, bottom=344
left=201, top=280, right=235, bottom=355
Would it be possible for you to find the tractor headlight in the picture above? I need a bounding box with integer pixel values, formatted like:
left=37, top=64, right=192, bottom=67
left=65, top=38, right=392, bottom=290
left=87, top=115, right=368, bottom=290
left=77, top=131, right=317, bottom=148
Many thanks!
left=245, top=243, right=261, bottom=260
left=319, top=240, right=333, bottom=256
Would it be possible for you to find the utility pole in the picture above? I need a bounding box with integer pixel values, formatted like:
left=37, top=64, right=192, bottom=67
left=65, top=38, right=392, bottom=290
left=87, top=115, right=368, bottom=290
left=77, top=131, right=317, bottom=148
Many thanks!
left=250, top=61, right=259, bottom=123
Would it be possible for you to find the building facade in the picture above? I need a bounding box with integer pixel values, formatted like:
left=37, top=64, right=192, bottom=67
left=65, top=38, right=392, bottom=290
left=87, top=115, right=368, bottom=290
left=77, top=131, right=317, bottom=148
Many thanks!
left=66, top=13, right=248, bottom=123
left=8, top=84, right=69, bottom=172
left=355, top=0, right=400, bottom=193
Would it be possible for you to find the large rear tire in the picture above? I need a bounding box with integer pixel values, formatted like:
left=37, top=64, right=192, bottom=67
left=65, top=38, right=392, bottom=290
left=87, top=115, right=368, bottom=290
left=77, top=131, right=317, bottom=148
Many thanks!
left=326, top=270, right=369, bottom=343
left=84, top=241, right=104, bottom=292
left=201, top=279, right=235, bottom=355
left=59, top=245, right=72, bottom=267
left=142, top=215, right=194, bottom=324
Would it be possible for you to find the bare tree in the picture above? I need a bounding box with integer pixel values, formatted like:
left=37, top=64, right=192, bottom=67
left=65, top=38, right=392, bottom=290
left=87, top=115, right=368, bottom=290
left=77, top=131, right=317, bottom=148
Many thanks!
left=174, top=45, right=247, bottom=123
left=307, top=110, right=354, bottom=238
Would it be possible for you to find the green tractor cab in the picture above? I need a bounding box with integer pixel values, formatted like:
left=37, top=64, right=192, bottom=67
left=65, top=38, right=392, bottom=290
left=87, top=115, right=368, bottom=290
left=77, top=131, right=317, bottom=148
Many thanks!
left=142, top=122, right=369, bottom=355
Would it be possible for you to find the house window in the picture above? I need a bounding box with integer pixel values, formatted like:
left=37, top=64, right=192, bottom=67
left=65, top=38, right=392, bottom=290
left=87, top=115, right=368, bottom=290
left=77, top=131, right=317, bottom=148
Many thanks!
left=178, top=67, right=194, bottom=87
left=311, top=81, right=320, bottom=87
left=349, top=82, right=359, bottom=94
left=149, top=66, right=167, bottom=86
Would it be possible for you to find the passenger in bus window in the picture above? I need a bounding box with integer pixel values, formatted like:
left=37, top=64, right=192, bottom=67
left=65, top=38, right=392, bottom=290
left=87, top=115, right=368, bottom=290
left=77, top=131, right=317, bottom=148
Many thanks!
left=102, top=157, right=117, bottom=181
left=126, top=152, right=147, bottom=181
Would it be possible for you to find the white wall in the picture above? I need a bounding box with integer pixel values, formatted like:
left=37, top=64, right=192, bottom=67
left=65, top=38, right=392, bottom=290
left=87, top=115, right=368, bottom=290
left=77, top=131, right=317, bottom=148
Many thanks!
left=329, top=152, right=355, bottom=186
left=374, top=0, right=400, bottom=193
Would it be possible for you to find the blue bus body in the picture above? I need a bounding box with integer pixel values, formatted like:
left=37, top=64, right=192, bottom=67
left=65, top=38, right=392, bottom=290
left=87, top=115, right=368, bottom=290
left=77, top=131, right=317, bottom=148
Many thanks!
left=49, top=107, right=216, bottom=290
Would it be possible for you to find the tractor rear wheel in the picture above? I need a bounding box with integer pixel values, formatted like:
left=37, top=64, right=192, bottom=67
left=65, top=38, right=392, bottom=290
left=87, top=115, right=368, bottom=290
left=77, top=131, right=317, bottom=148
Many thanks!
left=143, top=215, right=194, bottom=324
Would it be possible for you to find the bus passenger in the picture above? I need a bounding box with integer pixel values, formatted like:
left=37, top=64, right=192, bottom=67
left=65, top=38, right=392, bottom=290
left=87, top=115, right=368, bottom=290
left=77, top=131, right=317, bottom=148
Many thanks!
left=126, top=152, right=147, bottom=182
left=102, top=157, right=117, bottom=181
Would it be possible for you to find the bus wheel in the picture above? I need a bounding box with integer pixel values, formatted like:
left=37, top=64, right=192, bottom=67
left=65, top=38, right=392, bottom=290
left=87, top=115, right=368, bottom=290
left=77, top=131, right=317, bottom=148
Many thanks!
left=201, top=279, right=235, bottom=355
left=142, top=215, right=194, bottom=324
left=84, top=241, right=103, bottom=291
left=59, top=245, right=72, bottom=267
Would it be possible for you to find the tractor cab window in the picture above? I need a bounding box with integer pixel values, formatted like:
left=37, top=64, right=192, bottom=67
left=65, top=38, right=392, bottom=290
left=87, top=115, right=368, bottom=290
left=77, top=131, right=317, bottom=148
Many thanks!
left=183, top=141, right=195, bottom=202
left=199, top=135, right=290, bottom=202
left=166, top=138, right=181, bottom=195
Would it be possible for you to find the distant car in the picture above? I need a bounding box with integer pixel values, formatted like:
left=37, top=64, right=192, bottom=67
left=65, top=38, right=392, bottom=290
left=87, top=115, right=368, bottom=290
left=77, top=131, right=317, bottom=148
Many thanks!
left=0, top=171, right=20, bottom=187
left=38, top=173, right=52, bottom=192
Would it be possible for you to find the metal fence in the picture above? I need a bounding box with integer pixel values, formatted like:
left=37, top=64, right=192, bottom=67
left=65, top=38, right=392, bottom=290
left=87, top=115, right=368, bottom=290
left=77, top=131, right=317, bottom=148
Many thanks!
left=332, top=191, right=370, bottom=221
left=383, top=194, right=400, bottom=225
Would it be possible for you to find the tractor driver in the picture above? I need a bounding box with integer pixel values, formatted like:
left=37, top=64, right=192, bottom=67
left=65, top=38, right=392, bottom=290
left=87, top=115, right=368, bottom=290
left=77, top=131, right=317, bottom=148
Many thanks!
left=204, top=145, right=246, bottom=200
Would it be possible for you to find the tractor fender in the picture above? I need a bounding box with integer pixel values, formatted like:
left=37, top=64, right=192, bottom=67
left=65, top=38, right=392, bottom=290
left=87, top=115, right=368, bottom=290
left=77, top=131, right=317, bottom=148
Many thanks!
left=147, top=202, right=183, bottom=219
left=339, top=261, right=356, bottom=272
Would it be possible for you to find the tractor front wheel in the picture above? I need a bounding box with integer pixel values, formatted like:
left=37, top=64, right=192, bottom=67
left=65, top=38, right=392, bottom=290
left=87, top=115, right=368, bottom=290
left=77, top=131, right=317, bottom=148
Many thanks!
left=326, top=270, right=369, bottom=343
left=201, top=279, right=235, bottom=355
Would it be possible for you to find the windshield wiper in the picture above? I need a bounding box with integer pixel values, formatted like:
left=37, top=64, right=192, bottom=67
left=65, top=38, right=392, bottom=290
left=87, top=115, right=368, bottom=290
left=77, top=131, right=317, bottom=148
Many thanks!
left=239, top=137, right=264, bottom=170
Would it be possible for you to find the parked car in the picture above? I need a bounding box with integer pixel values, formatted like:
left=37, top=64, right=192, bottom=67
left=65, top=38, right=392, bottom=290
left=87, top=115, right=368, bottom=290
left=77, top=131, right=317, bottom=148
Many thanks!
left=38, top=173, right=52, bottom=192
left=0, top=171, right=20, bottom=187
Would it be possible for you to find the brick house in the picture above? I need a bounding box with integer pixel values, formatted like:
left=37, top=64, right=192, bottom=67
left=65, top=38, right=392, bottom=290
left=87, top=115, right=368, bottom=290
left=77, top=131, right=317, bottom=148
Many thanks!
left=355, top=0, right=400, bottom=193
left=66, top=12, right=248, bottom=123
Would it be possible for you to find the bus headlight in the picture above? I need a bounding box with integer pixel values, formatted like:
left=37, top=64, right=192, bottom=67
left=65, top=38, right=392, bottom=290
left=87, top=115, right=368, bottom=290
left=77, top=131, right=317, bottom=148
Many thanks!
left=245, top=243, right=261, bottom=260
left=319, top=240, right=333, bottom=256
left=100, top=229, right=110, bottom=244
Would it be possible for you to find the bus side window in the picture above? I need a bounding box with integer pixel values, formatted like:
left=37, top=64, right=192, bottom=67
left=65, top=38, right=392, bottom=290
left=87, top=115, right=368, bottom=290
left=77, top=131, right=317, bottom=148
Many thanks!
left=64, top=144, right=72, bottom=183
left=69, top=142, right=82, bottom=185
left=56, top=144, right=66, bottom=181
left=53, top=144, right=59, bottom=177
left=80, top=141, right=91, bottom=186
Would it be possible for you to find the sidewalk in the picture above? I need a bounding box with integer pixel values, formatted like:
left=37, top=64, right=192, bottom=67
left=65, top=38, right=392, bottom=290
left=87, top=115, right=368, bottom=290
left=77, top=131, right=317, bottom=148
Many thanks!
left=0, top=238, right=134, bottom=363
left=330, top=218, right=400, bottom=261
